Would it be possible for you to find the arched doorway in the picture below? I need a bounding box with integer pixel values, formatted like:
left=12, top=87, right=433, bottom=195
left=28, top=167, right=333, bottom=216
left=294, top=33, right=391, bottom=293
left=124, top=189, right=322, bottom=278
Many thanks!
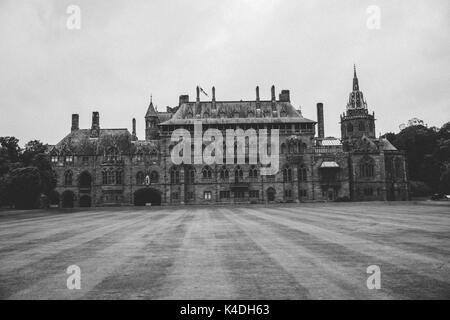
left=78, top=171, right=92, bottom=189
left=267, top=187, right=276, bottom=202
left=79, top=195, right=92, bottom=207
left=61, top=190, right=75, bottom=208
left=134, top=188, right=162, bottom=206
left=48, top=190, right=60, bottom=207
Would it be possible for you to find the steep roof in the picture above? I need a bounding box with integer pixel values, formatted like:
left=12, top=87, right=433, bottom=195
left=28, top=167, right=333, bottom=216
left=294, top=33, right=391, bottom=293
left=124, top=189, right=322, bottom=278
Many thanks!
left=50, top=128, right=133, bottom=155
left=378, top=138, right=398, bottom=151
left=145, top=101, right=158, bottom=118
left=160, top=100, right=315, bottom=126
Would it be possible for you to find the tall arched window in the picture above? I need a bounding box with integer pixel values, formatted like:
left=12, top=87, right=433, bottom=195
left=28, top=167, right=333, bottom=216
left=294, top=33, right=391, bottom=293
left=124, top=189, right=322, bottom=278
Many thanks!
left=170, top=166, right=180, bottom=184
left=394, top=158, right=403, bottom=179
left=299, top=165, right=307, bottom=182
left=249, top=165, right=258, bottom=179
left=281, top=143, right=286, bottom=154
left=220, top=166, right=229, bottom=179
left=359, top=157, right=375, bottom=178
left=202, top=166, right=213, bottom=179
left=116, top=170, right=122, bottom=184
left=150, top=171, right=159, bottom=183
left=185, top=166, right=195, bottom=183
left=64, top=170, right=73, bottom=186
left=283, top=166, right=292, bottom=182
left=102, top=170, right=107, bottom=184
left=136, top=171, right=145, bottom=185
left=234, top=166, right=243, bottom=181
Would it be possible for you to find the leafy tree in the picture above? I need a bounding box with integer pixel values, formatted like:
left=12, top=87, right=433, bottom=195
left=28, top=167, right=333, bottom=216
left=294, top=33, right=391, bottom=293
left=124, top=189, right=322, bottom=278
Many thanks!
left=0, top=136, right=21, bottom=163
left=8, top=167, right=42, bottom=209
left=21, top=140, right=48, bottom=166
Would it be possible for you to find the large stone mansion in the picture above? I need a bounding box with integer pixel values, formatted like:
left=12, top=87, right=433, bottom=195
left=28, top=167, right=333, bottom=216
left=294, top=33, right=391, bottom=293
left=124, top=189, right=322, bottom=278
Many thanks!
left=49, top=67, right=409, bottom=207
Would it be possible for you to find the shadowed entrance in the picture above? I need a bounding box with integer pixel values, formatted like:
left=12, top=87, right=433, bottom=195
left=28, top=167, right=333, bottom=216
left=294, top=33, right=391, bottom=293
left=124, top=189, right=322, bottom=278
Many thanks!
left=134, top=188, right=162, bottom=206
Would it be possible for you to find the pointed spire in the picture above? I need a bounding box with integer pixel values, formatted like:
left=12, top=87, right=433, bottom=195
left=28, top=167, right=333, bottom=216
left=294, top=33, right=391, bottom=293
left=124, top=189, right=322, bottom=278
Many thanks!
left=353, top=64, right=359, bottom=91
left=145, top=94, right=158, bottom=118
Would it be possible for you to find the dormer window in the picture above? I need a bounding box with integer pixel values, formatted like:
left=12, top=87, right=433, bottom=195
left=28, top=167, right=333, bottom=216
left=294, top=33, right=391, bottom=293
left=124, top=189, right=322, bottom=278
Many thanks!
left=65, top=156, right=73, bottom=164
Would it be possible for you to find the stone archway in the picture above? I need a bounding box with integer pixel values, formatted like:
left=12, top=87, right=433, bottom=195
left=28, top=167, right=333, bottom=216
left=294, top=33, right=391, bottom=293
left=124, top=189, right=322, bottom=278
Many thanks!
left=267, top=187, right=276, bottom=202
left=134, top=188, right=162, bottom=206
left=79, top=195, right=92, bottom=207
left=61, top=190, right=75, bottom=208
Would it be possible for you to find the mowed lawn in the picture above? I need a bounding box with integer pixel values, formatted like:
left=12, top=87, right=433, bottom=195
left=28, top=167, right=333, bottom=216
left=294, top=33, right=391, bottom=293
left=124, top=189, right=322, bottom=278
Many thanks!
left=0, top=202, right=449, bottom=300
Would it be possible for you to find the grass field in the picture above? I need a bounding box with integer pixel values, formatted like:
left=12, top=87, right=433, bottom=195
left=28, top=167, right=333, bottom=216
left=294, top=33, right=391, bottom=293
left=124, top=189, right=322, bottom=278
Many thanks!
left=0, top=202, right=449, bottom=299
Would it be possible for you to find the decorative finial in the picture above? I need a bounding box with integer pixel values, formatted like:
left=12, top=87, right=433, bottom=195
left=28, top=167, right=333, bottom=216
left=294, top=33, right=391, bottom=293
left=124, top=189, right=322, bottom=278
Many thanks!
left=354, top=64, right=357, bottom=78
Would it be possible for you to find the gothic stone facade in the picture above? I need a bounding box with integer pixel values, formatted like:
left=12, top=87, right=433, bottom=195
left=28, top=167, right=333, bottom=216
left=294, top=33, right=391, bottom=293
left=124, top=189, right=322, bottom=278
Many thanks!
left=49, top=68, right=409, bottom=207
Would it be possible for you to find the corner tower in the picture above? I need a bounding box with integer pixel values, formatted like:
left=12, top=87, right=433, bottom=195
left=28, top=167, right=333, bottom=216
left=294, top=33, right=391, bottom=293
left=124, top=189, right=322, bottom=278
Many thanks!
left=145, top=95, right=159, bottom=140
left=340, top=65, right=376, bottom=141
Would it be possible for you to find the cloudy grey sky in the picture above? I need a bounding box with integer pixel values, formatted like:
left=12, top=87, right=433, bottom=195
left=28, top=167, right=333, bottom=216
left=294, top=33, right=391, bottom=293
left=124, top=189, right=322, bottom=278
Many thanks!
left=0, top=0, right=449, bottom=145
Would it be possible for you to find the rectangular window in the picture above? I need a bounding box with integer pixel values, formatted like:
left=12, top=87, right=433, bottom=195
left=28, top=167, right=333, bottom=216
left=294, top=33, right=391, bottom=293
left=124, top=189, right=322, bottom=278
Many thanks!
left=204, top=191, right=212, bottom=200
left=300, top=189, right=307, bottom=197
left=65, top=156, right=73, bottom=164
left=234, top=191, right=245, bottom=199
left=172, top=192, right=179, bottom=200
left=249, top=190, right=259, bottom=198
left=220, top=191, right=230, bottom=199
left=51, top=156, right=58, bottom=164
left=82, top=156, right=89, bottom=165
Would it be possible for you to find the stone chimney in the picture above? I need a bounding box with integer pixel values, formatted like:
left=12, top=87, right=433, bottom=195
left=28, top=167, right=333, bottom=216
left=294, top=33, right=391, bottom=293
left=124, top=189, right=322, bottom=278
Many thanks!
left=179, top=95, right=189, bottom=106
left=90, top=111, right=100, bottom=138
left=132, top=118, right=137, bottom=141
left=271, top=85, right=276, bottom=101
left=279, top=90, right=290, bottom=102
left=317, top=103, right=324, bottom=139
left=71, top=114, right=79, bottom=132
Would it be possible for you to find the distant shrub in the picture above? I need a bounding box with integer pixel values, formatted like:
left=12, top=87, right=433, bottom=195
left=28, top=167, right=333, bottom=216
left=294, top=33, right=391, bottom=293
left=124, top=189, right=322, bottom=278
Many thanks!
left=410, top=180, right=432, bottom=197
left=335, top=196, right=350, bottom=202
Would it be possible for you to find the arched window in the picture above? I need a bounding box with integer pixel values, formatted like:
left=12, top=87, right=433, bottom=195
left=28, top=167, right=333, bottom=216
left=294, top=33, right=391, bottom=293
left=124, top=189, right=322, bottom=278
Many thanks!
left=136, top=152, right=144, bottom=162
left=283, top=166, right=292, bottom=182
left=358, top=122, right=365, bottom=132
left=202, top=166, right=213, bottom=179
left=220, top=166, right=229, bottom=179
left=64, top=170, right=73, bottom=186
left=150, top=171, right=159, bottom=183
left=170, top=166, right=180, bottom=184
left=234, top=166, right=243, bottom=181
left=185, top=166, right=195, bottom=183
left=106, top=147, right=120, bottom=162
left=281, top=143, right=286, bottom=154
left=102, top=170, right=107, bottom=184
left=359, top=157, right=375, bottom=178
left=249, top=165, right=258, bottom=179
left=107, top=169, right=115, bottom=184
left=150, top=149, right=158, bottom=159
left=136, top=171, right=145, bottom=185
left=299, top=165, right=307, bottom=182
left=78, top=171, right=92, bottom=188
left=347, top=123, right=353, bottom=133
left=394, top=158, right=403, bottom=179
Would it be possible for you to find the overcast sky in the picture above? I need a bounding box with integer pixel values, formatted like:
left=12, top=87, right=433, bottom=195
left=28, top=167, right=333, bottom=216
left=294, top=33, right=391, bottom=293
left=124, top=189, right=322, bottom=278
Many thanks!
left=0, top=0, right=449, bottom=145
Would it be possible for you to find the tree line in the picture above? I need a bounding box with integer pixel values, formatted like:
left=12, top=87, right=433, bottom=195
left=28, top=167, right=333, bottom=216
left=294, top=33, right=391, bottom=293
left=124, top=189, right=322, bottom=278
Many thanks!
left=0, top=138, right=56, bottom=209
left=382, top=121, right=450, bottom=197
